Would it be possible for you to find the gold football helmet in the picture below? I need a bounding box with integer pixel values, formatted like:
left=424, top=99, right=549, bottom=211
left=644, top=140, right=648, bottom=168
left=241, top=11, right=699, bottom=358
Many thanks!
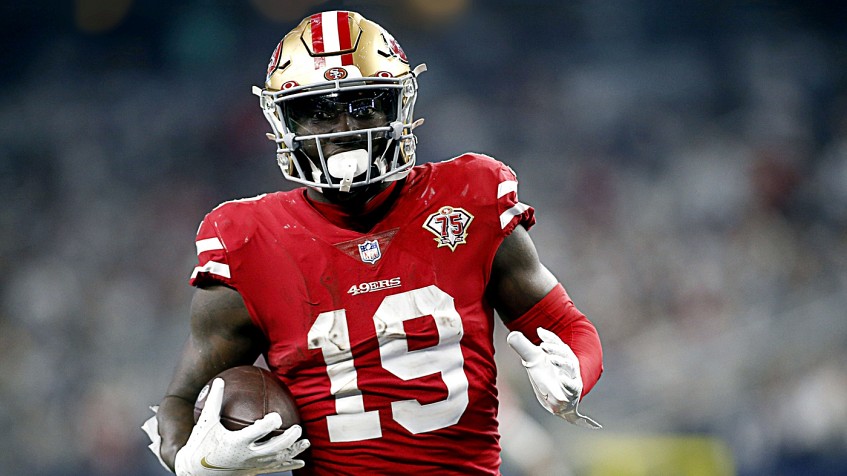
left=253, top=11, right=426, bottom=192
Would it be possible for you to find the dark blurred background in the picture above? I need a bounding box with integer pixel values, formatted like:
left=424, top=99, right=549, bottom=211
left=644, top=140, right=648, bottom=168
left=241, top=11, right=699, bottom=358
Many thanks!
left=2, top=1, right=846, bottom=475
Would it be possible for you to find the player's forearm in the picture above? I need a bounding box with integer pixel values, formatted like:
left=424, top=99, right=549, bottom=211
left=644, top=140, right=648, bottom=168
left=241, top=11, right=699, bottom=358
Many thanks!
left=157, top=395, right=197, bottom=471
left=504, top=283, right=604, bottom=397
left=563, top=316, right=603, bottom=396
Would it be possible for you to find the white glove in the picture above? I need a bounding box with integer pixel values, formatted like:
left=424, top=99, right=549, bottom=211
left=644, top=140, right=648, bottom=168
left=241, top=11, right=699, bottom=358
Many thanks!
left=507, top=327, right=601, bottom=429
left=141, top=406, right=170, bottom=471
left=174, top=378, right=310, bottom=476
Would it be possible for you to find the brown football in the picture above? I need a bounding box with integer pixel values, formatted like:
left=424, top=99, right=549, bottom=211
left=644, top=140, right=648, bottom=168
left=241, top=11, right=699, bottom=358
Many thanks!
left=194, top=365, right=300, bottom=438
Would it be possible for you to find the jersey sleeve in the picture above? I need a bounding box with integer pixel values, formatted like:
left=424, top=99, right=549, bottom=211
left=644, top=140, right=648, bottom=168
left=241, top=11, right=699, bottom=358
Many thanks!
left=488, top=156, right=536, bottom=235
left=189, top=211, right=234, bottom=288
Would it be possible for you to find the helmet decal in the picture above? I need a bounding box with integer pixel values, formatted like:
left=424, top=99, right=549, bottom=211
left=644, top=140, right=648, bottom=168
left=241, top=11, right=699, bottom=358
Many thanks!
left=375, top=71, right=393, bottom=78
left=280, top=80, right=299, bottom=90
left=323, top=67, right=348, bottom=81
left=266, top=40, right=283, bottom=81
left=309, top=11, right=356, bottom=70
left=383, top=31, right=408, bottom=63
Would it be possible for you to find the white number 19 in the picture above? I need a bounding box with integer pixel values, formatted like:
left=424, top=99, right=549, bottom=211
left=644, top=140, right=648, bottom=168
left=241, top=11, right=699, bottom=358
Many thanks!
left=307, top=285, right=469, bottom=442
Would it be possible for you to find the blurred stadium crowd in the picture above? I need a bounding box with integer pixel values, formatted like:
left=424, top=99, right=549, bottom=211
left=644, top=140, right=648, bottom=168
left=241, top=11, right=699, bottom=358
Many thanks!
left=1, top=1, right=845, bottom=475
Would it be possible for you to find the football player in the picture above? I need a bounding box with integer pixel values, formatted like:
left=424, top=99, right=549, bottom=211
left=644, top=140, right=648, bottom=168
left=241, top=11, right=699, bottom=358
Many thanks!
left=143, top=10, right=603, bottom=475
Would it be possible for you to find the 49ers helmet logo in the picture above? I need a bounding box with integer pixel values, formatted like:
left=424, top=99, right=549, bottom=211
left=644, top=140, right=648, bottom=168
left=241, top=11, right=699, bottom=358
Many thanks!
left=266, top=40, right=283, bottom=81
left=324, top=67, right=348, bottom=81
left=383, top=32, right=408, bottom=63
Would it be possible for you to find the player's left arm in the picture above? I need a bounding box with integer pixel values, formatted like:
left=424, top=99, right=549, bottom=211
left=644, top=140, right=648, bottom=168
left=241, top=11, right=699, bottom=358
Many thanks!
left=488, top=224, right=603, bottom=427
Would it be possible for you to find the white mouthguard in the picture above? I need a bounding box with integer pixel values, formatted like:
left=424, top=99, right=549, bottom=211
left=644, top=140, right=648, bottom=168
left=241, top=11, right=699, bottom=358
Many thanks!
left=327, top=149, right=369, bottom=192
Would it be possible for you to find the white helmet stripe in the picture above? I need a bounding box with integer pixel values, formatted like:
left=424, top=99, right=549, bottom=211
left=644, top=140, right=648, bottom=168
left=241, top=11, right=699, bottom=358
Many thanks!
left=311, top=11, right=354, bottom=70
left=321, top=12, right=342, bottom=68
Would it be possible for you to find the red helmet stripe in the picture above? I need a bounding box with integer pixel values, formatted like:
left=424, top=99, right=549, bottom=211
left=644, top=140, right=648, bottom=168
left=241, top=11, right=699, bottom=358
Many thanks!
left=310, top=13, right=326, bottom=69
left=336, top=11, right=354, bottom=66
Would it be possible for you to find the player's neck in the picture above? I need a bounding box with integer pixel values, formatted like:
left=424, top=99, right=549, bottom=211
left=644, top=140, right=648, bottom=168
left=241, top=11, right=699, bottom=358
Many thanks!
left=305, top=180, right=403, bottom=232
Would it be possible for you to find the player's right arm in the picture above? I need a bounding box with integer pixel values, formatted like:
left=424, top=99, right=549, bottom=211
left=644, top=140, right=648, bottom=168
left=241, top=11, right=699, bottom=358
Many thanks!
left=157, top=285, right=269, bottom=470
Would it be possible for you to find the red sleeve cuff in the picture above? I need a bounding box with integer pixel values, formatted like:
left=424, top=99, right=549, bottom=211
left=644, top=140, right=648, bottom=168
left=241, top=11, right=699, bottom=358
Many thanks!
left=505, top=283, right=603, bottom=397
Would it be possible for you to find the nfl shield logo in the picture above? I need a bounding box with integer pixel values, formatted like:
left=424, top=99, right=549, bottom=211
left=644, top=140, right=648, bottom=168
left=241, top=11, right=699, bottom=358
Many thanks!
left=358, top=239, right=381, bottom=264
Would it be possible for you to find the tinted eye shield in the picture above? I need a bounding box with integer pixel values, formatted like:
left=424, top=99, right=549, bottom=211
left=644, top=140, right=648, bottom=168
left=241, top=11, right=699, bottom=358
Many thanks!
left=252, top=65, right=425, bottom=191
left=282, top=88, right=399, bottom=130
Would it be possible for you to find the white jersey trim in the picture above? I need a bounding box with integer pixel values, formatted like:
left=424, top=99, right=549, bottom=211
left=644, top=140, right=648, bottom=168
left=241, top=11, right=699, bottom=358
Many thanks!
left=191, top=261, right=231, bottom=280
left=497, top=180, right=518, bottom=198
left=195, top=237, right=224, bottom=255
left=500, top=202, right=530, bottom=230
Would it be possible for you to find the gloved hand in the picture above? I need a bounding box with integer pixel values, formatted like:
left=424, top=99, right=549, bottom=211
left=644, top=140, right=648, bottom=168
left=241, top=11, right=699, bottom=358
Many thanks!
left=174, top=378, right=310, bottom=476
left=141, top=406, right=169, bottom=471
left=507, top=327, right=601, bottom=429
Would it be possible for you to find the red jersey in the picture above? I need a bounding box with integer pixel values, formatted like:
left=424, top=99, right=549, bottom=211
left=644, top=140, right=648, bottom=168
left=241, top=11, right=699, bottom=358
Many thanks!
left=190, top=153, right=535, bottom=475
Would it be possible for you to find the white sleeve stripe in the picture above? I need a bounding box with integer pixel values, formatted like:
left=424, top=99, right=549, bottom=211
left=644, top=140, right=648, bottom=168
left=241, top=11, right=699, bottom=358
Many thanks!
left=191, top=260, right=231, bottom=280
left=195, top=237, right=224, bottom=255
left=500, top=202, right=530, bottom=229
left=497, top=180, right=518, bottom=198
